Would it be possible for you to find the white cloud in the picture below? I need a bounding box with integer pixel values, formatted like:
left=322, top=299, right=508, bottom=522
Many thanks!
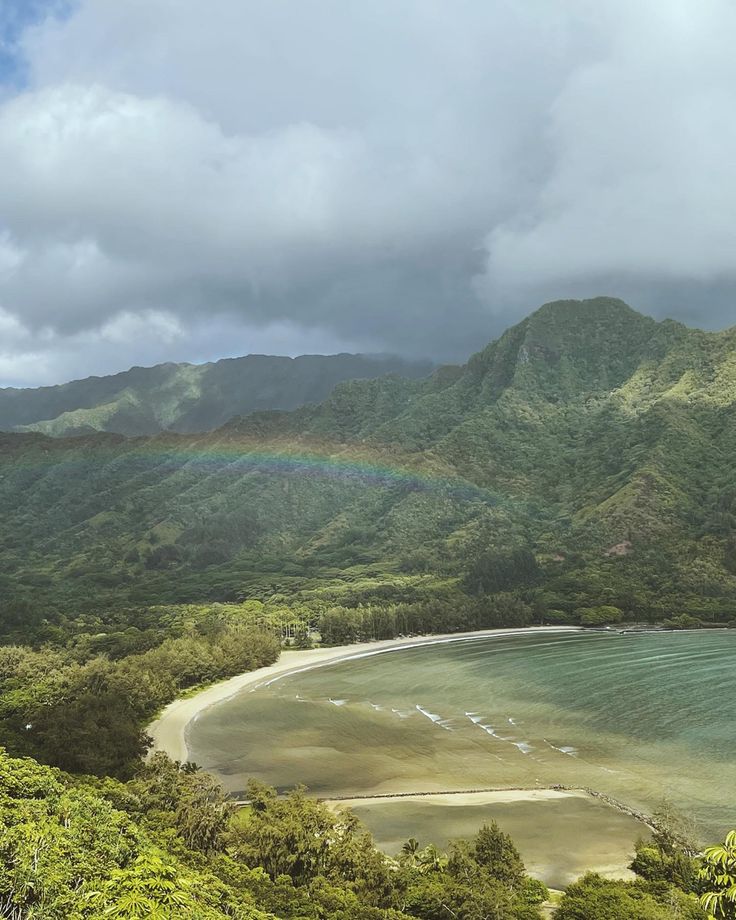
left=478, top=0, right=736, bottom=299
left=0, top=309, right=363, bottom=387
left=0, top=0, right=735, bottom=385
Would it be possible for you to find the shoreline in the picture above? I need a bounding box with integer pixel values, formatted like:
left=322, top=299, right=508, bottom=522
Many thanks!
left=147, top=625, right=582, bottom=763
left=227, top=784, right=653, bottom=835
left=323, top=785, right=655, bottom=830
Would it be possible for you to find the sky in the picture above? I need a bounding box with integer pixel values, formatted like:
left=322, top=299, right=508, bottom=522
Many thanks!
left=0, top=0, right=735, bottom=387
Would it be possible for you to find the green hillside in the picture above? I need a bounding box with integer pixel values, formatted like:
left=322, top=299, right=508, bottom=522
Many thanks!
left=1, top=297, right=735, bottom=629
left=0, top=352, right=434, bottom=436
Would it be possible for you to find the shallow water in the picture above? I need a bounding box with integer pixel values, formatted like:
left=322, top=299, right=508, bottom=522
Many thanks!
left=341, top=793, right=646, bottom=888
left=188, top=630, right=736, bottom=842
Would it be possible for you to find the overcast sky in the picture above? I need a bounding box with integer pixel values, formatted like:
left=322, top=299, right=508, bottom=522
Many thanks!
left=0, top=0, right=735, bottom=386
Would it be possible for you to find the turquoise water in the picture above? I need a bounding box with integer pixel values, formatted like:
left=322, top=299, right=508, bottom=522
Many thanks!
left=188, top=630, right=736, bottom=840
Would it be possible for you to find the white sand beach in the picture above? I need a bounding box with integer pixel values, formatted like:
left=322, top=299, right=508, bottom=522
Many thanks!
left=147, top=625, right=580, bottom=763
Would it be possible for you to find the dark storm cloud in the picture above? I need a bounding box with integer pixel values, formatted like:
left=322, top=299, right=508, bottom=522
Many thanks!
left=0, top=0, right=734, bottom=385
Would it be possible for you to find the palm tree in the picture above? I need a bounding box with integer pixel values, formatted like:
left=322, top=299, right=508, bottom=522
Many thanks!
left=400, top=837, right=421, bottom=866
left=418, top=843, right=444, bottom=873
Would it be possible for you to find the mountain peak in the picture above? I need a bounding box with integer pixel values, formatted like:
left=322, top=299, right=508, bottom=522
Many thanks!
left=529, top=296, right=643, bottom=325
left=502, top=297, right=663, bottom=397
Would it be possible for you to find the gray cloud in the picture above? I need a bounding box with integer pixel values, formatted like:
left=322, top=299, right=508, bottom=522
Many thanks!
left=0, top=0, right=734, bottom=385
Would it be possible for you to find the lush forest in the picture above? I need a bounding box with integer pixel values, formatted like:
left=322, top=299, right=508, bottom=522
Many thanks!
left=3, top=745, right=733, bottom=919
left=1, top=298, right=735, bottom=917
left=1, top=298, right=735, bottom=628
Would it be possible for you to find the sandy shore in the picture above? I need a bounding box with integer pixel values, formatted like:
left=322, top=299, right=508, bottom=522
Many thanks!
left=326, top=787, right=585, bottom=809
left=147, top=625, right=580, bottom=763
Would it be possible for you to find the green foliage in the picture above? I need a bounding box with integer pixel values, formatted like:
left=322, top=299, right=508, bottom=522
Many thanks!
left=578, top=605, right=624, bottom=626
left=0, top=749, right=240, bottom=920
left=0, top=299, right=734, bottom=628
left=470, top=821, right=527, bottom=887
left=399, top=824, right=545, bottom=919
left=0, top=353, right=432, bottom=437
left=0, top=744, right=730, bottom=920
left=0, top=616, right=278, bottom=777
left=699, top=831, right=736, bottom=919
left=230, top=783, right=393, bottom=900
left=81, top=851, right=239, bottom=919
left=554, top=873, right=706, bottom=919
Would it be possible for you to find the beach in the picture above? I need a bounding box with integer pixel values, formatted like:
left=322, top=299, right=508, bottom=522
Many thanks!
left=147, top=625, right=580, bottom=763
left=147, top=624, right=658, bottom=887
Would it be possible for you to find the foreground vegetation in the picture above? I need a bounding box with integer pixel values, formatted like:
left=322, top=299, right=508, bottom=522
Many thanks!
left=2, top=745, right=733, bottom=919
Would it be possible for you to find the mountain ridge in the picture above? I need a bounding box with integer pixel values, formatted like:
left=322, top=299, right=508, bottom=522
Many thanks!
left=0, top=352, right=435, bottom=437
left=1, top=297, right=734, bottom=625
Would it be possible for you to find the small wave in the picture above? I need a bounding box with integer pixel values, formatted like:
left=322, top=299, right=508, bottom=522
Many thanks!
left=416, top=704, right=442, bottom=722
left=416, top=705, right=453, bottom=730
left=513, top=741, right=534, bottom=754
left=328, top=698, right=348, bottom=706
left=543, top=739, right=578, bottom=757
left=391, top=708, right=412, bottom=719
left=466, top=714, right=484, bottom=724
left=369, top=702, right=384, bottom=711
left=508, top=717, right=517, bottom=726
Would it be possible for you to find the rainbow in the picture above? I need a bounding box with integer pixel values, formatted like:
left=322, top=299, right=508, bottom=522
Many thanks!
left=10, top=432, right=495, bottom=504
left=127, top=441, right=492, bottom=503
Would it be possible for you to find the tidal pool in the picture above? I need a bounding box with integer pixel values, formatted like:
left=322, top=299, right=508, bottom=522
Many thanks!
left=188, top=630, right=736, bottom=852
left=333, top=790, right=646, bottom=888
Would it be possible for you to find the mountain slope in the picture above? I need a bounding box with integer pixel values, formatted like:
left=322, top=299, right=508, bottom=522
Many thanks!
left=0, top=353, right=435, bottom=436
left=2, top=297, right=734, bottom=623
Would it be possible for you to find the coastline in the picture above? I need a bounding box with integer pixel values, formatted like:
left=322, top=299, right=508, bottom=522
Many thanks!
left=147, top=625, right=581, bottom=763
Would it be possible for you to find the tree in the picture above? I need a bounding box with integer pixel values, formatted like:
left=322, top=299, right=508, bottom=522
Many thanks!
left=577, top=605, right=624, bottom=626
left=81, top=851, right=235, bottom=919
left=400, top=837, right=421, bottom=866
left=631, top=802, right=700, bottom=891
left=31, top=684, right=151, bottom=777
left=699, top=831, right=736, bottom=919
left=471, top=822, right=526, bottom=888
left=175, top=772, right=234, bottom=854
left=555, top=873, right=705, bottom=920
left=465, top=546, right=541, bottom=596
left=229, top=783, right=394, bottom=901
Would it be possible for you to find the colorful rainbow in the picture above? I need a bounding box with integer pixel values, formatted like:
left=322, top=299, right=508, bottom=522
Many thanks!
left=125, top=441, right=492, bottom=503
left=9, top=433, right=494, bottom=504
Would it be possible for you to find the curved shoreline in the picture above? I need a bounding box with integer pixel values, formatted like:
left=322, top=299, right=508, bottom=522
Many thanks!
left=147, top=625, right=582, bottom=763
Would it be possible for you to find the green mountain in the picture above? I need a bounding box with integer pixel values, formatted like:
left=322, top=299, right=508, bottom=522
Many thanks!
left=0, top=352, right=434, bottom=436
left=2, top=297, right=735, bottom=625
